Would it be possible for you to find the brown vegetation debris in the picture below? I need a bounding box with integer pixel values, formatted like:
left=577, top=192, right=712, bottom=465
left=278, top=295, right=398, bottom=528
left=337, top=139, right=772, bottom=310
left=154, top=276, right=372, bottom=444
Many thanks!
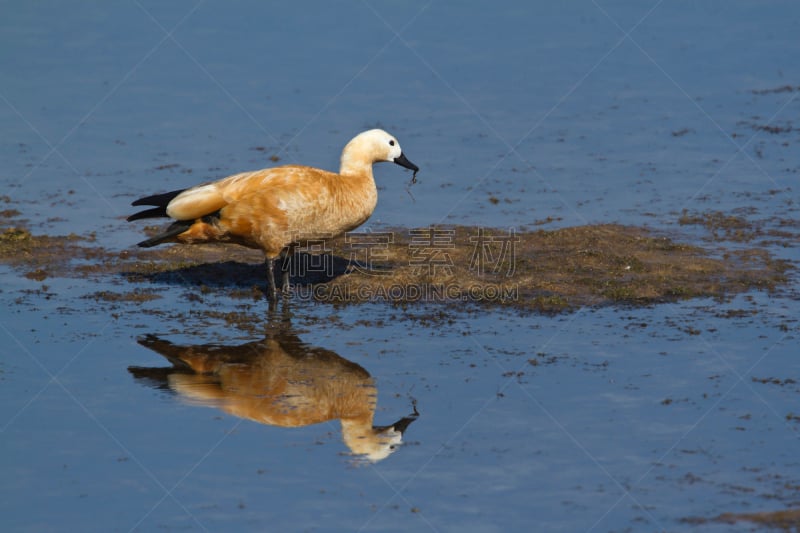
left=1, top=217, right=793, bottom=313
left=683, top=508, right=800, bottom=529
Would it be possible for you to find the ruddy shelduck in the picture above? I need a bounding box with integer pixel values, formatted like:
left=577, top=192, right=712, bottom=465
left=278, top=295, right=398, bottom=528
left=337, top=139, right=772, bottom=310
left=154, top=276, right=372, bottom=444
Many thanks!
left=127, top=129, right=419, bottom=300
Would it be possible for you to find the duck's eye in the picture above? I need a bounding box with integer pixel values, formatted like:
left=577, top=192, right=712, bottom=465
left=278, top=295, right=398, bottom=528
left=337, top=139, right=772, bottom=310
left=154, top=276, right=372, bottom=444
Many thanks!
left=389, top=140, right=395, bottom=146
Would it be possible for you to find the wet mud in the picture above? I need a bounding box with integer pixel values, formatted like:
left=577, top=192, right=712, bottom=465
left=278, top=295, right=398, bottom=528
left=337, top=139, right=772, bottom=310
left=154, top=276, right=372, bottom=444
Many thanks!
left=683, top=508, right=800, bottom=530
left=1, top=200, right=794, bottom=315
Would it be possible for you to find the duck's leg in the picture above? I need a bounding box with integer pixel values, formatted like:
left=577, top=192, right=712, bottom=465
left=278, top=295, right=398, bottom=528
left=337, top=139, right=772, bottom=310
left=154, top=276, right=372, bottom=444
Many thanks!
left=265, top=257, right=279, bottom=302
left=280, top=245, right=296, bottom=296
left=281, top=263, right=291, bottom=295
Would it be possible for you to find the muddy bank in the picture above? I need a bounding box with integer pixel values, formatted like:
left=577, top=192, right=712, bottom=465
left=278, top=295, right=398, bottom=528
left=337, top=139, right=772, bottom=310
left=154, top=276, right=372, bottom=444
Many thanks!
left=683, top=508, right=800, bottom=530
left=1, top=209, right=794, bottom=313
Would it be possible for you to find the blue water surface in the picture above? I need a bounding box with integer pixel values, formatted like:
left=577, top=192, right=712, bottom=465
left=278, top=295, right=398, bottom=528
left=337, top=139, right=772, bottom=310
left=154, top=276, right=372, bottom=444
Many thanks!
left=2, top=1, right=799, bottom=531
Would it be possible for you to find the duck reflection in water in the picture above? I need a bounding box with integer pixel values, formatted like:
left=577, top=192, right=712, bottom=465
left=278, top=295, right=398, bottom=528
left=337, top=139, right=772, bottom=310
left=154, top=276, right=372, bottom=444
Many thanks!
left=129, top=331, right=418, bottom=462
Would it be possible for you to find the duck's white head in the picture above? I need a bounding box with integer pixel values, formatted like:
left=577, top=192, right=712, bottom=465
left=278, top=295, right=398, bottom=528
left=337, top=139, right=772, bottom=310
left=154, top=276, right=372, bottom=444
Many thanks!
left=340, top=129, right=419, bottom=178
left=342, top=408, right=419, bottom=463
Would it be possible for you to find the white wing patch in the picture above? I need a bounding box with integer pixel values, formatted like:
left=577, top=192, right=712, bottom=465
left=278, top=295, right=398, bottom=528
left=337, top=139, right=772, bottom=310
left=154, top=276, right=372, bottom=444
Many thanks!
left=166, top=183, right=224, bottom=220
left=165, top=169, right=282, bottom=220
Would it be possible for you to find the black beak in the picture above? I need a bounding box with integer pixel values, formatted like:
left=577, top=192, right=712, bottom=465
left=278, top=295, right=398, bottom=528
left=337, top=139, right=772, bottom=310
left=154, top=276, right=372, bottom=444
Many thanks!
left=375, top=405, right=420, bottom=435
left=391, top=412, right=419, bottom=434
left=393, top=153, right=419, bottom=174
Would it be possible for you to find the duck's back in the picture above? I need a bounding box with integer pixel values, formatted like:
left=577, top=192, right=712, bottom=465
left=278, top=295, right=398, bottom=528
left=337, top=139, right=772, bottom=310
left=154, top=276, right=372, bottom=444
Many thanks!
left=219, top=165, right=377, bottom=240
left=165, top=166, right=311, bottom=220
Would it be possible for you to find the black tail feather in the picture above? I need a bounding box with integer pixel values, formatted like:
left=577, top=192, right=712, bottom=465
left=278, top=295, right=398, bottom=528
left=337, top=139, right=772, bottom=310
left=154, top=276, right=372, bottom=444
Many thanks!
left=137, top=220, right=193, bottom=248
left=127, top=206, right=168, bottom=222
left=128, top=188, right=186, bottom=222
left=131, top=189, right=186, bottom=207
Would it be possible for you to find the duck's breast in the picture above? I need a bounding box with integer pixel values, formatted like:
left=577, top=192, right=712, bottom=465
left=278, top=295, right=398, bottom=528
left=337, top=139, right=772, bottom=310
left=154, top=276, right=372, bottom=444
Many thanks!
left=278, top=169, right=377, bottom=238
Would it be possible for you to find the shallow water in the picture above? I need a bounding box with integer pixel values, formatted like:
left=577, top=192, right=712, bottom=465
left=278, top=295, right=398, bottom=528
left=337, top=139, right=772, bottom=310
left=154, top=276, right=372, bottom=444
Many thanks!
left=2, top=1, right=800, bottom=532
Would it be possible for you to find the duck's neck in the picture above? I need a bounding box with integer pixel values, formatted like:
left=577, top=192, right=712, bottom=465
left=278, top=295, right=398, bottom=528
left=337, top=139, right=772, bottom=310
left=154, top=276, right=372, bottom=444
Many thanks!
left=339, top=153, right=375, bottom=180
left=338, top=145, right=379, bottom=225
left=329, top=158, right=377, bottom=230
left=340, top=415, right=376, bottom=452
